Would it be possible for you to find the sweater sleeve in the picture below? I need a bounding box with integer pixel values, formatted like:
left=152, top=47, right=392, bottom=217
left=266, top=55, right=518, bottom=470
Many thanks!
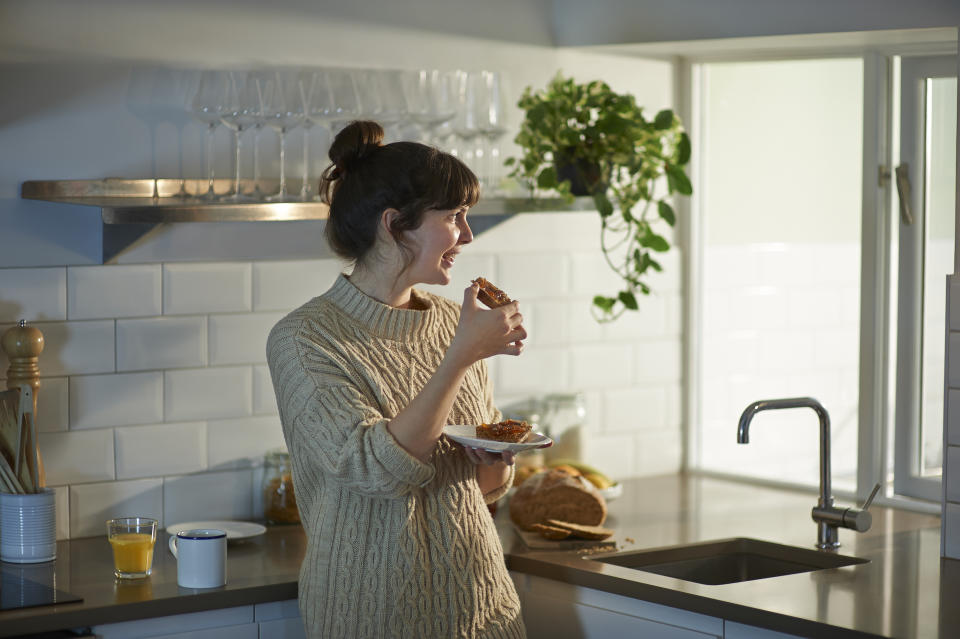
left=268, top=318, right=435, bottom=500
left=295, top=383, right=436, bottom=499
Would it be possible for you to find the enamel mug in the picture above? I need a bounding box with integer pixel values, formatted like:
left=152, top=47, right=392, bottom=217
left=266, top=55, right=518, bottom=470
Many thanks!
left=168, top=529, right=227, bottom=588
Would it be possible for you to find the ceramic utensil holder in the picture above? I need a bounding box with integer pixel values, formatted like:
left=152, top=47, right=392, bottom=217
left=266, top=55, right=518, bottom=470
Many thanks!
left=0, top=488, right=56, bottom=563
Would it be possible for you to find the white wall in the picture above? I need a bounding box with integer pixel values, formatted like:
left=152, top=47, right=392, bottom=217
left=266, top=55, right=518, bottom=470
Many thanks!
left=0, top=1, right=682, bottom=539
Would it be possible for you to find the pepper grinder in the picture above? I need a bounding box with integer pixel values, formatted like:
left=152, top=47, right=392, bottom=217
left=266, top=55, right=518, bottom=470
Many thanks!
left=2, top=320, right=45, bottom=487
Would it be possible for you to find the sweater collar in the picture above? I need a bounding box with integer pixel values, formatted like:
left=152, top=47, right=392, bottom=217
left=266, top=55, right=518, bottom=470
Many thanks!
left=324, top=273, right=439, bottom=340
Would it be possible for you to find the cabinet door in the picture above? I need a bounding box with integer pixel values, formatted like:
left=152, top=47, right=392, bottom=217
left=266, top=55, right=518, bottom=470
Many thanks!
left=511, top=573, right=722, bottom=639
left=93, top=605, right=255, bottom=639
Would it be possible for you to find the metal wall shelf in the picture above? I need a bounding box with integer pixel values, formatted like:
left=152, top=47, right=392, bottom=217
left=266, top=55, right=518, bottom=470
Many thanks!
left=21, top=178, right=593, bottom=262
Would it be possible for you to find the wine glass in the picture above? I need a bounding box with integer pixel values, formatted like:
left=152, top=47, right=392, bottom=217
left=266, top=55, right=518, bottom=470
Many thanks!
left=325, top=68, right=363, bottom=135
left=188, top=70, right=229, bottom=200
left=452, top=70, right=482, bottom=174
left=302, top=68, right=337, bottom=198
left=249, top=69, right=272, bottom=200
left=369, top=69, right=410, bottom=142
left=262, top=69, right=304, bottom=201
left=478, top=70, right=509, bottom=193
left=126, top=65, right=191, bottom=199
left=219, top=70, right=260, bottom=202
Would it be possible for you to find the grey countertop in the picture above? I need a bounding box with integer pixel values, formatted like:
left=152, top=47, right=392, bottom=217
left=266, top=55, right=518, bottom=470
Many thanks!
left=0, top=473, right=953, bottom=638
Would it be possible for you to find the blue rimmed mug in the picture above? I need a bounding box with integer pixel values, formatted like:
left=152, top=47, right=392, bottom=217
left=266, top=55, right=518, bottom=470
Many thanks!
left=168, top=528, right=226, bottom=588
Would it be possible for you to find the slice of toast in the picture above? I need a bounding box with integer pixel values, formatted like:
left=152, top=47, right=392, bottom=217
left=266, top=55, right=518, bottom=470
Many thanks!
left=545, top=519, right=614, bottom=541
left=529, top=523, right=573, bottom=540
left=473, top=277, right=512, bottom=308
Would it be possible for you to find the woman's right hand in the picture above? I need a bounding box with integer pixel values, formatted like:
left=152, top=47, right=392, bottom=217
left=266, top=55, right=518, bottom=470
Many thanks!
left=447, top=282, right=527, bottom=368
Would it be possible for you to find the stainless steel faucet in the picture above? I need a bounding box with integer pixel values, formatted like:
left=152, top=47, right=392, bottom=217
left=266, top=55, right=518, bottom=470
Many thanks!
left=737, top=397, right=880, bottom=549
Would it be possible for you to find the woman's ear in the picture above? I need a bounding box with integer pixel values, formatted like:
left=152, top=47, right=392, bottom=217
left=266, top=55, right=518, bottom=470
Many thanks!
left=380, top=208, right=401, bottom=239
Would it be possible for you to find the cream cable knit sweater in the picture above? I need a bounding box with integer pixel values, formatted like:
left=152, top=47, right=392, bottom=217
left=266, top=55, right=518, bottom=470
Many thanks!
left=267, top=274, right=525, bottom=639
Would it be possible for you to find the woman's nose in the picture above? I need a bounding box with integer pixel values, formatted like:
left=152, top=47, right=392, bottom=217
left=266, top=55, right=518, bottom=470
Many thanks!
left=458, top=219, right=473, bottom=244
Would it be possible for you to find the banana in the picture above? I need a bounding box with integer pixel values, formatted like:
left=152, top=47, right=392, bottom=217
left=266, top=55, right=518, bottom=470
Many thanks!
left=546, top=459, right=612, bottom=487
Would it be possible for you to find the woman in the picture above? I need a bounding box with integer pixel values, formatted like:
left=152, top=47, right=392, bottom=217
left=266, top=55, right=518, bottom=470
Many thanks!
left=267, top=120, right=527, bottom=638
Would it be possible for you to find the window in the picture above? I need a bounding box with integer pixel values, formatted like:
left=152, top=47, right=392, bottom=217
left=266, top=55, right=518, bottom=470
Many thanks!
left=690, top=49, right=957, bottom=506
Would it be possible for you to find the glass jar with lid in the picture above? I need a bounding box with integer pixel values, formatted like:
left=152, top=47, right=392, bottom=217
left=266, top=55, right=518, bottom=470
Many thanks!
left=541, top=392, right=586, bottom=463
left=262, top=449, right=299, bottom=525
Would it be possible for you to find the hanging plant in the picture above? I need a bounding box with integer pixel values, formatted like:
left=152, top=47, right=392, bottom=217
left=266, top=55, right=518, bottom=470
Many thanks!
left=505, top=73, right=692, bottom=322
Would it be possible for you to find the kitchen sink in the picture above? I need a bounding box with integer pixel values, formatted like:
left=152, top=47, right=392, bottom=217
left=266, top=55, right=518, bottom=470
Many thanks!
left=589, top=537, right=868, bottom=585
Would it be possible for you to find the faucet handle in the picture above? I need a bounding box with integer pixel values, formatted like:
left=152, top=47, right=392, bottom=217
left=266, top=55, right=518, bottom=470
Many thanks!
left=841, top=482, right=882, bottom=533
left=861, top=482, right=881, bottom=511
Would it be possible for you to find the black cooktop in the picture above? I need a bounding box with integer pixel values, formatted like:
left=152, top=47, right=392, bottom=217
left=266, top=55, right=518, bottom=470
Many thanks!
left=1, top=570, right=83, bottom=611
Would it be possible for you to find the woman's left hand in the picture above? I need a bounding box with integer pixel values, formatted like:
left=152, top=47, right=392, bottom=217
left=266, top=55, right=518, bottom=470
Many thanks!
left=461, top=445, right=515, bottom=467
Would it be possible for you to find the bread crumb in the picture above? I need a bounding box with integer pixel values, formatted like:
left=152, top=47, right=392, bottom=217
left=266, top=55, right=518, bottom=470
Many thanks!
left=624, top=537, right=635, bottom=544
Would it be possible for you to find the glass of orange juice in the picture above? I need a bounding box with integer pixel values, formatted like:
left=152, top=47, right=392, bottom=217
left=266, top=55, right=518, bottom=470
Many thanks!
left=106, top=517, right=158, bottom=579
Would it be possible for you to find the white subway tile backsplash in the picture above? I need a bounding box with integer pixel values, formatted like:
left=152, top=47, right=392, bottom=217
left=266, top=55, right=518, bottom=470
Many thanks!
left=70, top=372, right=163, bottom=430
left=69, top=478, right=163, bottom=538
left=0, top=267, right=66, bottom=322
left=496, top=348, right=568, bottom=396
left=636, top=339, right=682, bottom=384
left=208, top=313, right=284, bottom=365
left=207, top=415, right=285, bottom=470
left=117, top=316, right=206, bottom=371
left=163, top=263, right=252, bottom=315
left=527, top=300, right=569, bottom=346
left=165, top=366, right=252, bottom=422
left=633, top=427, right=683, bottom=477
left=569, top=252, right=623, bottom=296
left=498, top=253, right=571, bottom=300
left=116, top=421, right=206, bottom=480
left=36, top=376, right=69, bottom=433
left=38, top=429, right=114, bottom=486
left=603, top=295, right=668, bottom=341
left=253, top=365, right=278, bottom=415
left=570, top=343, right=634, bottom=390
left=604, top=386, right=666, bottom=433
left=582, top=433, right=635, bottom=481
left=163, top=469, right=253, bottom=525
left=473, top=211, right=599, bottom=253
left=53, top=485, right=69, bottom=541
left=67, top=265, right=161, bottom=320
left=27, top=321, right=115, bottom=376
left=566, top=299, right=607, bottom=344
left=645, top=250, right=682, bottom=294
left=252, top=259, right=344, bottom=311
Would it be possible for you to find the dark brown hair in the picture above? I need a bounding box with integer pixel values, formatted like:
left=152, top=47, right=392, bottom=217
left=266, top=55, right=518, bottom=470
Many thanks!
left=319, top=120, right=480, bottom=269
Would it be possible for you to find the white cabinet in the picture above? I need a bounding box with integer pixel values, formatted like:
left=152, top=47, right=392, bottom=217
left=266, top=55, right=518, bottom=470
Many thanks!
left=91, top=599, right=304, bottom=639
left=511, top=572, right=724, bottom=639
left=511, top=573, right=809, bottom=639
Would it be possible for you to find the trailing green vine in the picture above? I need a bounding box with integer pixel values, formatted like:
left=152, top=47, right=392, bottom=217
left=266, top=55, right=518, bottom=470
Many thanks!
left=506, top=73, right=692, bottom=322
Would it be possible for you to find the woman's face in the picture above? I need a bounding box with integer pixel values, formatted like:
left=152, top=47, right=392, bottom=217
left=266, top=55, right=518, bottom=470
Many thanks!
left=403, top=206, right=473, bottom=286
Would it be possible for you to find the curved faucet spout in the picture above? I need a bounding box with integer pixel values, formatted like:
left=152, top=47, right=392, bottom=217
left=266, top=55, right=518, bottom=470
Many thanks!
left=737, top=397, right=837, bottom=547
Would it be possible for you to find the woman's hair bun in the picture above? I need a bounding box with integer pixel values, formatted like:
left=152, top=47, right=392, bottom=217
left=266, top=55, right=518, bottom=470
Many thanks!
left=327, top=120, right=384, bottom=178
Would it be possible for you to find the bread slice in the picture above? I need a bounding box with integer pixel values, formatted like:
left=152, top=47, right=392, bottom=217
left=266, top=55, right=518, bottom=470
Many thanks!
left=473, top=277, right=512, bottom=308
left=475, top=419, right=531, bottom=443
left=545, top=519, right=614, bottom=541
left=529, top=523, right=572, bottom=540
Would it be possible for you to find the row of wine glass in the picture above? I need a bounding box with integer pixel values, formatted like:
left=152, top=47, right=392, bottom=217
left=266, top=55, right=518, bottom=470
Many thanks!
left=128, top=66, right=511, bottom=202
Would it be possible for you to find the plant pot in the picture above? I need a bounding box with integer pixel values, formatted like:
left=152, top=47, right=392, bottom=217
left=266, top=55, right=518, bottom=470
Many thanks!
left=0, top=488, right=56, bottom=563
left=556, top=154, right=604, bottom=196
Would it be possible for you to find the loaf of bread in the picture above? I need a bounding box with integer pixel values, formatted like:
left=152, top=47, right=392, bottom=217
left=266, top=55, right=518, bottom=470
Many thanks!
left=509, top=468, right=607, bottom=531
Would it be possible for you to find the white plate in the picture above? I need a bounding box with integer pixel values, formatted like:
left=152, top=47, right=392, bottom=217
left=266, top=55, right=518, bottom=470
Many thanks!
left=166, top=520, right=267, bottom=541
left=599, top=482, right=623, bottom=501
left=444, top=424, right=553, bottom=454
